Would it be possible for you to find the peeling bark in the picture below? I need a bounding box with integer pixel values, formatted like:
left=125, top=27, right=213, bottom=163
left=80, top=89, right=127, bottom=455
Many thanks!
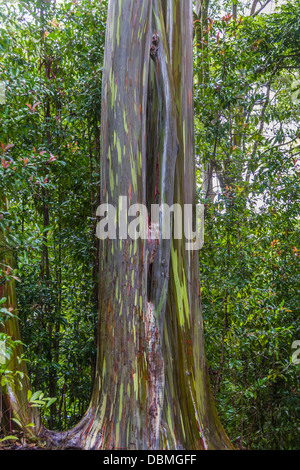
left=60, top=0, right=233, bottom=450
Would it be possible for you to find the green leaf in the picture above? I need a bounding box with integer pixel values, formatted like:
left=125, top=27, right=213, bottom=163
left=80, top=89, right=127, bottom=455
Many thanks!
left=29, top=390, right=43, bottom=402
left=0, top=436, right=18, bottom=442
left=46, top=397, right=57, bottom=408
left=11, top=417, right=22, bottom=428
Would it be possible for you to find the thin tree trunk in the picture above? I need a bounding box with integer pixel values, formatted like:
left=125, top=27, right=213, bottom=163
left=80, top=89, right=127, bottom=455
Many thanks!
left=0, top=198, right=42, bottom=435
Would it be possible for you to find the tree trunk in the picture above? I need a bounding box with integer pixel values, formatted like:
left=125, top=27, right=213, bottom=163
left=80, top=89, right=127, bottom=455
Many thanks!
left=0, top=198, right=42, bottom=436
left=48, top=0, right=233, bottom=450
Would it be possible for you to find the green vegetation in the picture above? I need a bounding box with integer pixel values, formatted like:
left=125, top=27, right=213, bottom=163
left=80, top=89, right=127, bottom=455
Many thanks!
left=0, top=0, right=299, bottom=450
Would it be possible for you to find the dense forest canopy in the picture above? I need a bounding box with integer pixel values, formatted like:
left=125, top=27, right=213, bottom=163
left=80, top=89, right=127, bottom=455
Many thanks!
left=0, top=0, right=299, bottom=450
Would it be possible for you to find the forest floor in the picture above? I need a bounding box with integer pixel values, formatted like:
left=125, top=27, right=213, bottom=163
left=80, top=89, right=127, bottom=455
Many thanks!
left=0, top=433, right=67, bottom=450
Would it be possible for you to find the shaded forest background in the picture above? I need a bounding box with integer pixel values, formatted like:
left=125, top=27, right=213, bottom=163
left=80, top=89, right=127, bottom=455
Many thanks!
left=0, top=0, right=299, bottom=450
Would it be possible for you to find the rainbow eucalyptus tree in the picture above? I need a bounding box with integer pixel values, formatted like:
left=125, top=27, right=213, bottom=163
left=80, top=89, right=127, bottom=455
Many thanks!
left=53, top=0, right=233, bottom=450
left=1, top=0, right=233, bottom=450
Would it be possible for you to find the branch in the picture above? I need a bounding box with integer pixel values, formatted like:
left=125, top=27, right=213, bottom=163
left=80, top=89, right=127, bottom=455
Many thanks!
left=252, top=0, right=272, bottom=17
left=250, top=0, right=259, bottom=16
left=194, top=0, right=201, bottom=17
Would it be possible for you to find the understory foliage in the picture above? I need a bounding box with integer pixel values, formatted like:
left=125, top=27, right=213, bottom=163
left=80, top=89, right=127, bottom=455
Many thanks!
left=0, top=0, right=299, bottom=449
left=0, top=0, right=107, bottom=430
left=195, top=0, right=300, bottom=449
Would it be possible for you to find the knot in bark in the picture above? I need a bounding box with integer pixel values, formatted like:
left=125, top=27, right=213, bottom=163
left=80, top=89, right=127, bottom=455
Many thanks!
left=150, top=33, right=160, bottom=61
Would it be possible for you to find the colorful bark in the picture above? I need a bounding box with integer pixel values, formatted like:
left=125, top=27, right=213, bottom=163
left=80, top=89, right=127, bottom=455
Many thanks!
left=61, top=0, right=233, bottom=450
left=159, top=1, right=232, bottom=449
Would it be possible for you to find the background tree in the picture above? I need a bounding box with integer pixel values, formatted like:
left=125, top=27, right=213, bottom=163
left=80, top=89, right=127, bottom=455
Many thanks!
left=0, top=0, right=106, bottom=432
